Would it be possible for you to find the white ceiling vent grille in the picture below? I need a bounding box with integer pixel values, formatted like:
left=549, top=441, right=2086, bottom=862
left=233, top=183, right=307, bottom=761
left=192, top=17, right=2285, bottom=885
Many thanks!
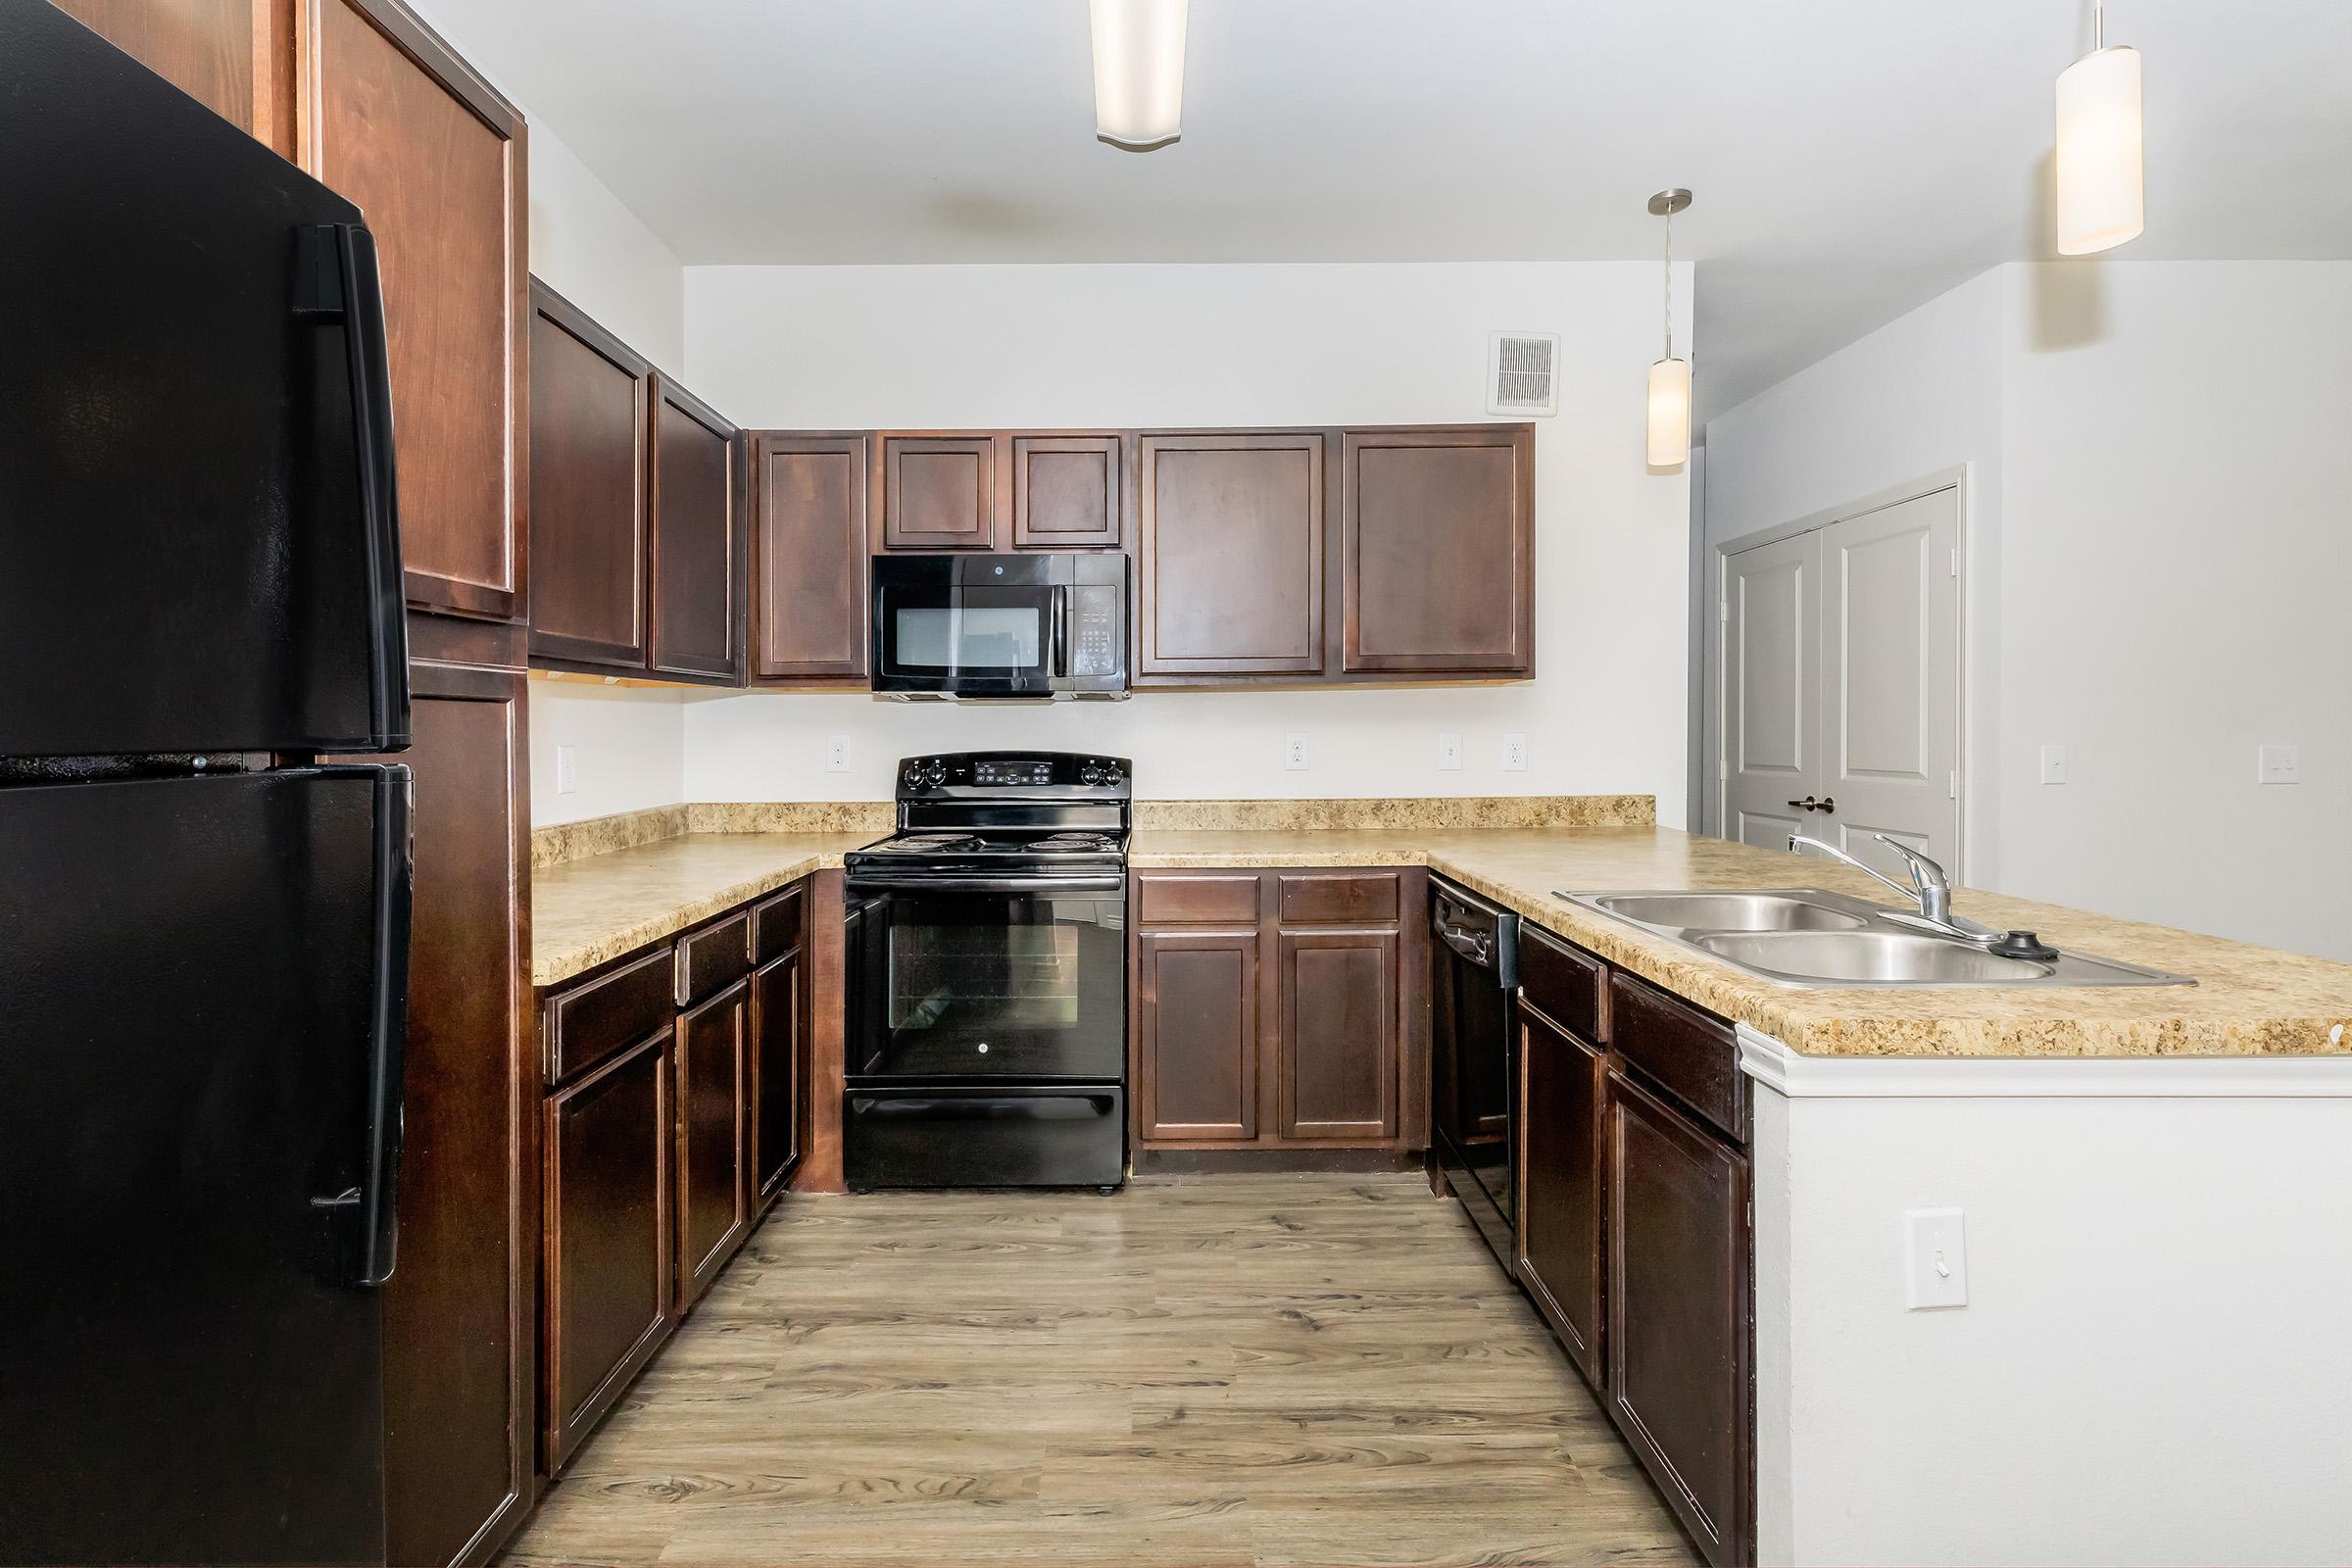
left=1487, top=330, right=1560, bottom=416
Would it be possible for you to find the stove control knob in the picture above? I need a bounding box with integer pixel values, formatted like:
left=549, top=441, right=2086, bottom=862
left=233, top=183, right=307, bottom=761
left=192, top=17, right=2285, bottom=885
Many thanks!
left=1080, top=764, right=1102, bottom=786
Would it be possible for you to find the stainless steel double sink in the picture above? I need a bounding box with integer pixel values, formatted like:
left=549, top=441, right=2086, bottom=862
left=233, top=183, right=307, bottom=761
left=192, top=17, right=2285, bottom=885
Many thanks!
left=1558, top=888, right=2194, bottom=990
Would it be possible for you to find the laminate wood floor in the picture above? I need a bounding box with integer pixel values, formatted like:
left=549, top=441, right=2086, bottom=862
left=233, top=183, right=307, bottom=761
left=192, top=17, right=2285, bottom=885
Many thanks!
left=500, top=1172, right=1699, bottom=1567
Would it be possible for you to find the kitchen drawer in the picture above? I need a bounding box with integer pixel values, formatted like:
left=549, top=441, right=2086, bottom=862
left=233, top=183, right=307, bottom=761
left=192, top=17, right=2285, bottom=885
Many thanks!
left=752, top=883, right=805, bottom=965
left=676, top=910, right=752, bottom=1005
left=543, top=946, right=674, bottom=1085
left=1136, top=872, right=1260, bottom=926
left=1521, top=924, right=1603, bottom=1042
left=1275, top=870, right=1398, bottom=927
left=1608, top=971, right=1746, bottom=1145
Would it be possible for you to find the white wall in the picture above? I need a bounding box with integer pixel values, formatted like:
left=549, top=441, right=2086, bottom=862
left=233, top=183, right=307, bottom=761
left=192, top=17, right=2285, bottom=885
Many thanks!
left=681, top=262, right=1692, bottom=816
left=525, top=127, right=686, bottom=370
left=525, top=683, right=688, bottom=826
left=1702, top=261, right=2352, bottom=961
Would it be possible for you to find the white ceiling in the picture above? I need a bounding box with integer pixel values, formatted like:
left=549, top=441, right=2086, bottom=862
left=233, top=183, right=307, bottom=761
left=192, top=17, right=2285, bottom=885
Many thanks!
left=433, top=0, right=2352, bottom=416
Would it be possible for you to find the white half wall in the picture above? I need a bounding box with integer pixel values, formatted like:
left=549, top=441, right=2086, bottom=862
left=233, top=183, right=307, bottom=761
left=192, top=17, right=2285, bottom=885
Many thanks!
left=525, top=683, right=687, bottom=826
left=680, top=262, right=1692, bottom=816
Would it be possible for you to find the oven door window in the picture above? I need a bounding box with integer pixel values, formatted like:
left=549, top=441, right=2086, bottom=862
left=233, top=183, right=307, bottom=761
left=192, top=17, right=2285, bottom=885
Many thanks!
left=855, top=890, right=1124, bottom=1081
left=880, top=586, right=1053, bottom=690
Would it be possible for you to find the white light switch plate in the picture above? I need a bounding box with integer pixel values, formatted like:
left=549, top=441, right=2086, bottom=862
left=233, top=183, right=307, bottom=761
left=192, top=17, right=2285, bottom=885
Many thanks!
left=555, top=745, right=577, bottom=796
left=1904, top=1207, right=1969, bottom=1309
left=2258, top=744, right=2301, bottom=785
left=1502, top=733, right=1528, bottom=771
left=825, top=735, right=852, bottom=773
left=1283, top=732, right=1309, bottom=771
left=2039, top=744, right=2068, bottom=785
left=1437, top=733, right=1462, bottom=771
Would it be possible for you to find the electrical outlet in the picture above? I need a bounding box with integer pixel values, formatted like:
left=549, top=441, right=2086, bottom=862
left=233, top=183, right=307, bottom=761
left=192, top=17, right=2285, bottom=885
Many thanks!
left=1283, top=732, right=1309, bottom=771
left=1437, top=733, right=1462, bottom=771
left=555, top=745, right=578, bottom=796
left=1502, top=733, right=1528, bottom=771
left=2258, top=744, right=2301, bottom=785
left=825, top=735, right=852, bottom=773
left=2039, top=744, right=2068, bottom=785
left=1903, top=1207, right=1969, bottom=1309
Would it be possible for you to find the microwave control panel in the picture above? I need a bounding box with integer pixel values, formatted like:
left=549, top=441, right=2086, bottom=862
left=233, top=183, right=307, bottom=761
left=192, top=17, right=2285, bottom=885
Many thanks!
left=1069, top=585, right=1123, bottom=678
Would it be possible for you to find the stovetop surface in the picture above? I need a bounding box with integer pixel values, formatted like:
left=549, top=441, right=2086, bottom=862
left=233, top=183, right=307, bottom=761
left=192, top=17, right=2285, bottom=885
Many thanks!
left=853, top=828, right=1126, bottom=860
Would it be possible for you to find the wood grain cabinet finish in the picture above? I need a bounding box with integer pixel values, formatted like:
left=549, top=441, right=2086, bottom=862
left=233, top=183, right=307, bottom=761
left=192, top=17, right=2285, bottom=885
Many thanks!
left=1275, top=928, right=1398, bottom=1142
left=526, top=280, right=649, bottom=671
left=307, top=0, right=526, bottom=626
left=1012, top=434, right=1122, bottom=548
left=1137, top=432, right=1326, bottom=676
left=365, top=658, right=533, bottom=1568
left=53, top=0, right=298, bottom=156
left=1134, top=929, right=1260, bottom=1143
left=751, top=942, right=806, bottom=1209
left=1605, top=1066, right=1753, bottom=1568
left=1342, top=425, right=1533, bottom=675
left=674, top=979, right=752, bottom=1309
left=751, top=432, right=870, bottom=683
left=882, top=434, right=997, bottom=550
left=542, top=1028, right=673, bottom=1475
left=649, top=374, right=742, bottom=683
left=1518, top=1000, right=1605, bottom=1389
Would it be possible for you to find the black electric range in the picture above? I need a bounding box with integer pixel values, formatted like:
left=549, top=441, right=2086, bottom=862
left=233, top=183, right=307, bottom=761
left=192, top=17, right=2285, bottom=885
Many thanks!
left=840, top=753, right=1131, bottom=1191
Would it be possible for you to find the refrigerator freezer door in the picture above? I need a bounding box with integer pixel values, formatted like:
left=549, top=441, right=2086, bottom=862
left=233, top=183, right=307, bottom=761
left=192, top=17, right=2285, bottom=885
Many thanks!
left=0, top=4, right=409, bottom=759
left=0, top=766, right=412, bottom=1565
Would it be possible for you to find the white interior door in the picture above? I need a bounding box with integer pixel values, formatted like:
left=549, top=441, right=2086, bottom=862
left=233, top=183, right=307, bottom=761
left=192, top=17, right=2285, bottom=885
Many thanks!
left=1719, top=484, right=1962, bottom=881
left=1723, top=531, right=1819, bottom=855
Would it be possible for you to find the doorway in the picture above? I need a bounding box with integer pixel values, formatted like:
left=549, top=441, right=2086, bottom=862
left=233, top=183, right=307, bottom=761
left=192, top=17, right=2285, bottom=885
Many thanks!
left=1712, top=479, right=1964, bottom=885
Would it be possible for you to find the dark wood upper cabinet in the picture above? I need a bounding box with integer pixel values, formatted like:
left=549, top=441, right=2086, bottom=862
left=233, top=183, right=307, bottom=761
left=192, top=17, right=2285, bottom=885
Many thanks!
left=1343, top=425, right=1533, bottom=674
left=527, top=281, right=650, bottom=671
left=52, top=0, right=297, bottom=158
left=308, top=0, right=526, bottom=626
left=1518, top=1000, right=1605, bottom=1390
left=881, top=434, right=997, bottom=550
left=648, top=374, right=742, bottom=684
left=751, top=432, right=870, bottom=682
left=1607, top=1066, right=1753, bottom=1568
left=1275, top=928, right=1399, bottom=1142
left=1138, top=432, right=1325, bottom=676
left=1012, top=434, right=1123, bottom=548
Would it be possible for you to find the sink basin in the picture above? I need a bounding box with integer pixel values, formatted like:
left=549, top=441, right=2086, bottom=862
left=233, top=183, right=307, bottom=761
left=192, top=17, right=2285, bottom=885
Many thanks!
left=1556, top=887, right=2194, bottom=990
left=1589, top=892, right=1869, bottom=934
left=1694, top=930, right=2051, bottom=984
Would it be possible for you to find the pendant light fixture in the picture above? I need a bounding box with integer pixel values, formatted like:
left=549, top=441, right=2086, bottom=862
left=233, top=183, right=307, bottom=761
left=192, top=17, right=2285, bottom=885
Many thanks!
left=2054, top=0, right=2143, bottom=254
left=1090, top=0, right=1188, bottom=151
left=1645, top=188, right=1692, bottom=469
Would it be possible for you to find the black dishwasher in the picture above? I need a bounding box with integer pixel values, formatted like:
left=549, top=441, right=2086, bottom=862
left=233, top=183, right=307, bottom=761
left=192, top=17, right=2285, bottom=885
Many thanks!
left=1429, top=876, right=1521, bottom=1269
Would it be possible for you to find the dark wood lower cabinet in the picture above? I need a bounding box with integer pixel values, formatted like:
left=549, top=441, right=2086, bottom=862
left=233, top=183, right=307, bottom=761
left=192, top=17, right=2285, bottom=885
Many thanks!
left=1605, top=1066, right=1753, bottom=1568
left=1135, top=928, right=1260, bottom=1142
left=1276, top=928, right=1398, bottom=1141
left=675, top=979, right=752, bottom=1308
left=1518, top=1002, right=1604, bottom=1387
left=751, top=945, right=806, bottom=1207
left=542, top=1030, right=674, bottom=1473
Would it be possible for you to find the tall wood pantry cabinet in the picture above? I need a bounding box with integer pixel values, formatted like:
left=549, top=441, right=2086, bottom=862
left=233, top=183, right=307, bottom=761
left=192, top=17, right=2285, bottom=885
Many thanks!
left=52, top=2, right=541, bottom=1562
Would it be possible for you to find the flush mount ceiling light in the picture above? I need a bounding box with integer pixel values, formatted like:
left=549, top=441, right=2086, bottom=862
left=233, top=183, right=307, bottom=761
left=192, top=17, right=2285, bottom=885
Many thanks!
left=1645, top=188, right=1692, bottom=470
left=2054, top=0, right=2143, bottom=254
left=1091, top=0, right=1188, bottom=151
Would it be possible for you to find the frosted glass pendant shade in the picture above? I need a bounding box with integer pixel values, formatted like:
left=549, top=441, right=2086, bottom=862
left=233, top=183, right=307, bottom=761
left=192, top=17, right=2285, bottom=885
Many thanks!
left=2054, top=44, right=2143, bottom=255
left=1091, top=0, right=1188, bottom=150
left=1646, top=357, right=1691, bottom=467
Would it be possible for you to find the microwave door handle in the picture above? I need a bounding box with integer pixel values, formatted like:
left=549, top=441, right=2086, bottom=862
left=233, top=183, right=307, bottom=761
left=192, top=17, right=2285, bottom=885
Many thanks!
left=1050, top=585, right=1071, bottom=677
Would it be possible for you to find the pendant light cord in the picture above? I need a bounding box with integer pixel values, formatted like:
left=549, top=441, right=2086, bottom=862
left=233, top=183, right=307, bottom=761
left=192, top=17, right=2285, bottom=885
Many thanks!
left=1662, top=205, right=1675, bottom=360
left=2093, top=0, right=2105, bottom=51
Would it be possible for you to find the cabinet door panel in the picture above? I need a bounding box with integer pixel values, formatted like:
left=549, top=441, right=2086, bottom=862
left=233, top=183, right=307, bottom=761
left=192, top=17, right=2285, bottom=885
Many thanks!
left=752, top=434, right=868, bottom=680
left=649, top=375, right=740, bottom=683
left=544, top=1031, right=673, bottom=1473
left=883, top=435, right=996, bottom=550
left=527, top=281, right=648, bottom=669
left=752, top=947, right=805, bottom=1209
left=675, top=980, right=751, bottom=1308
left=1135, top=929, right=1258, bottom=1142
left=310, top=0, right=524, bottom=624
left=1343, top=427, right=1532, bottom=674
left=1012, top=435, right=1121, bottom=548
left=55, top=0, right=295, bottom=156
left=1138, top=433, right=1324, bottom=675
left=1607, top=1068, right=1751, bottom=1568
left=1276, top=929, right=1398, bottom=1143
left=1518, top=1004, right=1603, bottom=1387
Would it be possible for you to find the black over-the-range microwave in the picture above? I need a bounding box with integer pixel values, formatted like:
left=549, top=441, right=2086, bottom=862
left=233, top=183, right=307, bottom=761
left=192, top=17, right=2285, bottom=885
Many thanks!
left=869, top=553, right=1130, bottom=701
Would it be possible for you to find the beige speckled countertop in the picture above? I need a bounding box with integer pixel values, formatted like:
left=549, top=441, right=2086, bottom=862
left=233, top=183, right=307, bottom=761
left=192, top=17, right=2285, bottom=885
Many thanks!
left=532, top=822, right=2352, bottom=1057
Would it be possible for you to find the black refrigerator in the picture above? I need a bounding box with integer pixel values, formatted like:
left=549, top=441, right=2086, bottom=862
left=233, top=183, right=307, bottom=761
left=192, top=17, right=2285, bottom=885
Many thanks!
left=0, top=5, right=414, bottom=1564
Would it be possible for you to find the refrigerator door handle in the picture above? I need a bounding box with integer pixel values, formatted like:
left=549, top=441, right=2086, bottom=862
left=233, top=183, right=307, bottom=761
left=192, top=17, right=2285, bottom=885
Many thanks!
left=354, top=763, right=415, bottom=1287
left=298, top=222, right=411, bottom=751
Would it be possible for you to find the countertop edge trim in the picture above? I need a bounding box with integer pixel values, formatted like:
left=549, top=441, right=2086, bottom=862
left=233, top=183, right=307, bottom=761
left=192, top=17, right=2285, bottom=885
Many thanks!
left=1738, top=1022, right=2352, bottom=1100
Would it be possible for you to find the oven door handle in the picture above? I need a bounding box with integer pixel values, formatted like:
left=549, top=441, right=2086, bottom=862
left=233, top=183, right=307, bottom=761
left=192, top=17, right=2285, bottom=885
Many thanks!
left=845, top=873, right=1127, bottom=896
